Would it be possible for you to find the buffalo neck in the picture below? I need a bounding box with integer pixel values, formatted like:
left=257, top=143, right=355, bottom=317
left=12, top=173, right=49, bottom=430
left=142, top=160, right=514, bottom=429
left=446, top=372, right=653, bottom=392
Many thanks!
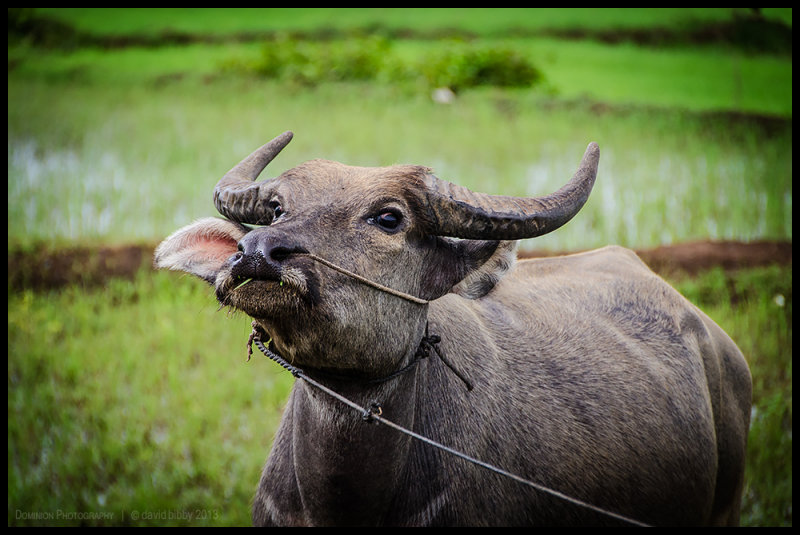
left=289, top=350, right=422, bottom=526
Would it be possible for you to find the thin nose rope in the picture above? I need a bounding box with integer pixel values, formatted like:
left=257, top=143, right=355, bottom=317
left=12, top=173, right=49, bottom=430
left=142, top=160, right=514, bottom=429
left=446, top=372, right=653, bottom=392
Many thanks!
left=297, top=253, right=429, bottom=305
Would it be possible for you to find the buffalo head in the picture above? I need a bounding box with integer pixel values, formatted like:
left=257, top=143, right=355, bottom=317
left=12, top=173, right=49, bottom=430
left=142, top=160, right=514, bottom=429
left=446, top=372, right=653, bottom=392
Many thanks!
left=155, top=132, right=598, bottom=378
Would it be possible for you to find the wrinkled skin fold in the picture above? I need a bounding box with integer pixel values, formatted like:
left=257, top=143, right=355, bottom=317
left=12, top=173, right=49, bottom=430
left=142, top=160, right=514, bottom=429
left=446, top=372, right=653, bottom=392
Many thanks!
left=154, top=133, right=751, bottom=526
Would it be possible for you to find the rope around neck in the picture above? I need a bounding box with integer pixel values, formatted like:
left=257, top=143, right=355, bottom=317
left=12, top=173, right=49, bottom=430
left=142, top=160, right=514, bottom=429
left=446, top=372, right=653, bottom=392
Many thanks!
left=249, top=331, right=649, bottom=527
left=247, top=321, right=473, bottom=391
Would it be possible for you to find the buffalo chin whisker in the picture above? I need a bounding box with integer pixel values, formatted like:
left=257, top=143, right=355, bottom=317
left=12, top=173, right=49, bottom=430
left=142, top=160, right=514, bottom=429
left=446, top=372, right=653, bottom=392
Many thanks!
left=280, top=267, right=309, bottom=295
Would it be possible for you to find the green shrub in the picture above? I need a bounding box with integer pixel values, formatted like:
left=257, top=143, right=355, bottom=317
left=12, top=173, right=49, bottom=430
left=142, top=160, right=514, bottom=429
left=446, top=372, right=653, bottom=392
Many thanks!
left=237, top=36, right=542, bottom=91
left=416, top=44, right=542, bottom=91
left=247, top=34, right=393, bottom=86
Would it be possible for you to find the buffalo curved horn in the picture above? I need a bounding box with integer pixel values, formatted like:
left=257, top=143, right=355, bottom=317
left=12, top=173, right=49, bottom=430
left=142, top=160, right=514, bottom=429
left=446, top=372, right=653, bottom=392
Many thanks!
left=214, top=132, right=598, bottom=241
left=423, top=142, right=599, bottom=240
left=213, top=131, right=294, bottom=225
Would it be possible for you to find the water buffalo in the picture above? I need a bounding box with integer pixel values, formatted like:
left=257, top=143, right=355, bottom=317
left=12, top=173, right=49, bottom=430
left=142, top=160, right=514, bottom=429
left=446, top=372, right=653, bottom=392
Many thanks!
left=155, top=132, right=751, bottom=526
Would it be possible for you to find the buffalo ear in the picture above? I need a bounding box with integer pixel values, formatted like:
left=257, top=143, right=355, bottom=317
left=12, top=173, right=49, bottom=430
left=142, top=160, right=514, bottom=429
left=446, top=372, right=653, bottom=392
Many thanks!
left=154, top=217, right=249, bottom=284
left=419, top=238, right=517, bottom=301
left=450, top=240, right=517, bottom=299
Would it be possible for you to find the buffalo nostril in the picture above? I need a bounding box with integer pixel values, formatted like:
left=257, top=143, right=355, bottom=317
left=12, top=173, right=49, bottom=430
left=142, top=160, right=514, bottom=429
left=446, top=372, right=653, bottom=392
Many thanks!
left=270, top=246, right=294, bottom=262
left=236, top=230, right=307, bottom=272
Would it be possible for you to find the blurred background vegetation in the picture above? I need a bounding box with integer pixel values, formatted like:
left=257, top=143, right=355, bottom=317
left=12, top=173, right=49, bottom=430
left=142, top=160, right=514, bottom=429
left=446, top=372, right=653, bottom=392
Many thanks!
left=7, top=8, right=791, bottom=526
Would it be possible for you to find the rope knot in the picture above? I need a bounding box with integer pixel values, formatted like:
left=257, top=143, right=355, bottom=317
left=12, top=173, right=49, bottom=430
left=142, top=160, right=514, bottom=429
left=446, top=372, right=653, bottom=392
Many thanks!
left=362, top=402, right=383, bottom=423
left=415, top=333, right=442, bottom=360
left=246, top=321, right=265, bottom=362
left=417, top=325, right=473, bottom=392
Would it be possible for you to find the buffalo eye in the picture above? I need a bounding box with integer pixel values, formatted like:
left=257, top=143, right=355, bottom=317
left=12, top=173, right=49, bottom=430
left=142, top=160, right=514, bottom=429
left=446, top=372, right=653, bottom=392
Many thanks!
left=375, top=211, right=402, bottom=231
left=366, top=207, right=405, bottom=233
left=269, top=201, right=284, bottom=221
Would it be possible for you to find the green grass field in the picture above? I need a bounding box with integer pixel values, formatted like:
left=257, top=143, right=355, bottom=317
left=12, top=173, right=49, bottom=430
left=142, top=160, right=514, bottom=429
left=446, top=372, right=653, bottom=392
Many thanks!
left=8, top=8, right=792, bottom=526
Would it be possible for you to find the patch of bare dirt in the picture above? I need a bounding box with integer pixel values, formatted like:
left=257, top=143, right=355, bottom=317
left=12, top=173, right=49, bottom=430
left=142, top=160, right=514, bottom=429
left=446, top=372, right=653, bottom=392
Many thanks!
left=633, top=240, right=791, bottom=277
left=518, top=239, right=792, bottom=278
left=7, top=240, right=792, bottom=293
left=9, top=244, right=154, bottom=292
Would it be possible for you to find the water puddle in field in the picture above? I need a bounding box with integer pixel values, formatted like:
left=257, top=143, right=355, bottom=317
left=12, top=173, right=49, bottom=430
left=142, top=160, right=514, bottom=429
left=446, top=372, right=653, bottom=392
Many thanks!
left=9, top=139, right=126, bottom=240
left=7, top=137, right=188, bottom=243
